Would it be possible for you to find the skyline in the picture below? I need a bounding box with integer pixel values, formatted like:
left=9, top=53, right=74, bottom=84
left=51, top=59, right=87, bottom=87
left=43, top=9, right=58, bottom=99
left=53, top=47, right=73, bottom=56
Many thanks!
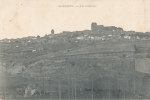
left=0, top=0, right=150, bottom=39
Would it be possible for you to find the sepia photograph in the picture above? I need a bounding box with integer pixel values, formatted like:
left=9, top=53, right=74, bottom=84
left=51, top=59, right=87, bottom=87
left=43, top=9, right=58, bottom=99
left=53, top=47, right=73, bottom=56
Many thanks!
left=0, top=0, right=150, bottom=100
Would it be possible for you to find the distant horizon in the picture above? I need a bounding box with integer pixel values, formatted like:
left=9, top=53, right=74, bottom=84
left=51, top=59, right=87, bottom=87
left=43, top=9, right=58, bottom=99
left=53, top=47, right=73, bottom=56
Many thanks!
left=1, top=22, right=150, bottom=40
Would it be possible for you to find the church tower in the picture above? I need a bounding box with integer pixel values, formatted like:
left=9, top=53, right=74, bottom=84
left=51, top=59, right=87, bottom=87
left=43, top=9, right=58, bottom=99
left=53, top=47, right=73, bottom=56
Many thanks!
left=91, top=22, right=97, bottom=31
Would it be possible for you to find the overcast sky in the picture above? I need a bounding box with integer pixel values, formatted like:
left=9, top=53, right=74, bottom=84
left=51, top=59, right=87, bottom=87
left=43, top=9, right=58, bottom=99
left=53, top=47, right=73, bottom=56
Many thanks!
left=0, top=0, right=150, bottom=39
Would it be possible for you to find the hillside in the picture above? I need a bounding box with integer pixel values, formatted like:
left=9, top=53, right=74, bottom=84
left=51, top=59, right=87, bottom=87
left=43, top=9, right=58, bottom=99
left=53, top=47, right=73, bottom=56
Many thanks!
left=1, top=23, right=150, bottom=99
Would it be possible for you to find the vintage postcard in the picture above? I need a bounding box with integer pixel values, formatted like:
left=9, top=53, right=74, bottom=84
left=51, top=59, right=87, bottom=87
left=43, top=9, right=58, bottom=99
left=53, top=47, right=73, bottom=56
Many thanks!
left=0, top=0, right=150, bottom=100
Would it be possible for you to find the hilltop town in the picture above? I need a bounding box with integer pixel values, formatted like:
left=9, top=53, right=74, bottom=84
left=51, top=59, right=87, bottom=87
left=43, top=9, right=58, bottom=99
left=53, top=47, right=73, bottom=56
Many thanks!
left=0, top=23, right=150, bottom=99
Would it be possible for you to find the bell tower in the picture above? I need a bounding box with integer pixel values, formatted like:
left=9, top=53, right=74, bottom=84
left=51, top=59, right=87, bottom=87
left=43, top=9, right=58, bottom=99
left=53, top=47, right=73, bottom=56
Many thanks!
left=91, top=22, right=97, bottom=31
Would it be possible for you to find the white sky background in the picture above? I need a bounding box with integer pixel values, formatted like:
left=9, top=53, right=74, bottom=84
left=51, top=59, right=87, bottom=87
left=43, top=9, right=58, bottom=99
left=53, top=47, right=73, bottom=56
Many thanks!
left=0, top=0, right=150, bottom=39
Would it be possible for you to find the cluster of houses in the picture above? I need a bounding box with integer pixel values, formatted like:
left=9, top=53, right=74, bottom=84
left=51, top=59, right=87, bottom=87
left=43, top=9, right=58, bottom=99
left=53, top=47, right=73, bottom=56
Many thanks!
left=1, top=23, right=150, bottom=48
